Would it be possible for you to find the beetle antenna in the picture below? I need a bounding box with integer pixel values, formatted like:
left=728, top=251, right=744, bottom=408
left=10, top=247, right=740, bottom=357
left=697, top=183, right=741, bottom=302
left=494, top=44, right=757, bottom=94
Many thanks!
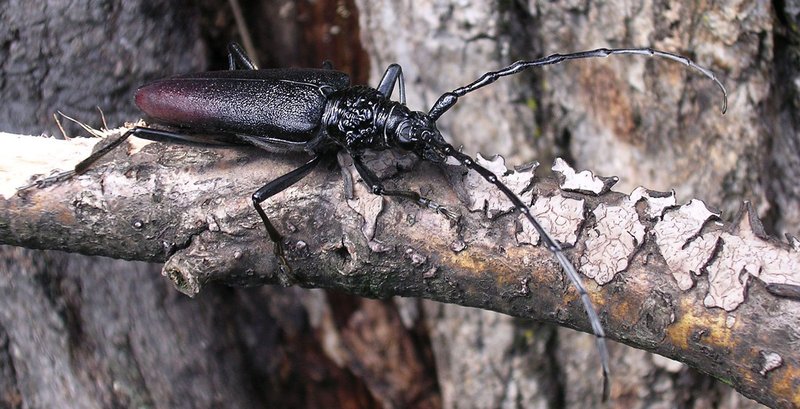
left=432, top=139, right=610, bottom=400
left=428, top=47, right=728, bottom=120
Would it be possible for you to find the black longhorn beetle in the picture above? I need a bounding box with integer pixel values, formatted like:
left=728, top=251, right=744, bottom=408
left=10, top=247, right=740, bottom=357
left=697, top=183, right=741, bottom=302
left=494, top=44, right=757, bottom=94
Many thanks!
left=25, top=42, right=727, bottom=399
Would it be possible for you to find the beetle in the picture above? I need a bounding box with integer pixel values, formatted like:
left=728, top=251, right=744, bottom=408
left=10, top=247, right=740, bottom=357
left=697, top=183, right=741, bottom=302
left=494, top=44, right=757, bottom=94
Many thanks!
left=25, top=42, right=727, bottom=398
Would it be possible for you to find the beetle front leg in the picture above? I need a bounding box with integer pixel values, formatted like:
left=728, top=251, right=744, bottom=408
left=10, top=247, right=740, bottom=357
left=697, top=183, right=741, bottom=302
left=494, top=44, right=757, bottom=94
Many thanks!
left=352, top=156, right=459, bottom=220
left=252, top=155, right=323, bottom=278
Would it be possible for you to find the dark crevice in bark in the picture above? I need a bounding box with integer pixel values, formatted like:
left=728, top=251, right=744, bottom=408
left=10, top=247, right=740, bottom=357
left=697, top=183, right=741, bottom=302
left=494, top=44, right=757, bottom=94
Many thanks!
left=406, top=301, right=442, bottom=407
left=29, top=255, right=90, bottom=365
left=0, top=322, right=23, bottom=409
left=113, top=333, right=156, bottom=408
left=764, top=0, right=800, bottom=236
left=504, top=2, right=561, bottom=165
left=215, top=286, right=271, bottom=408
left=541, top=324, right=566, bottom=409
left=674, top=367, right=722, bottom=409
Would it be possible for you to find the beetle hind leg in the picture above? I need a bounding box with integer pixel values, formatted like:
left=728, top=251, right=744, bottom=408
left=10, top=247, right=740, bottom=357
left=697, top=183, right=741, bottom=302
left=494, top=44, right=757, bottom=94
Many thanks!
left=227, top=42, right=258, bottom=70
left=18, top=126, right=183, bottom=192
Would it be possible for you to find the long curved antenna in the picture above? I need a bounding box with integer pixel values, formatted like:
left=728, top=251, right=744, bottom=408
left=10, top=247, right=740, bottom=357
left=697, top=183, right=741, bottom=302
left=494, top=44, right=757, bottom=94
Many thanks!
left=428, top=47, right=728, bottom=120
left=430, top=140, right=610, bottom=400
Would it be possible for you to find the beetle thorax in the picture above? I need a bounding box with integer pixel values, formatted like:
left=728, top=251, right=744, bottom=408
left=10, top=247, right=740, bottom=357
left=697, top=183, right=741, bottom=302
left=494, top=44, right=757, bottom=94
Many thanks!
left=322, top=86, right=406, bottom=152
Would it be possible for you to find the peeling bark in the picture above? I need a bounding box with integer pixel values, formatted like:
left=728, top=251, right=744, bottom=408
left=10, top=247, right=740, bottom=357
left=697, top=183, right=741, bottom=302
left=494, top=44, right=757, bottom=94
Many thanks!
left=4, top=0, right=800, bottom=408
left=1, top=130, right=798, bottom=408
left=355, top=1, right=798, bottom=407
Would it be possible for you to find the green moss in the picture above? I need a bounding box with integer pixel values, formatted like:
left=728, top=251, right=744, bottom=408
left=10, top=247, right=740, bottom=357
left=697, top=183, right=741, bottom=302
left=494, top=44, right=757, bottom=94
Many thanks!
left=526, top=97, right=538, bottom=111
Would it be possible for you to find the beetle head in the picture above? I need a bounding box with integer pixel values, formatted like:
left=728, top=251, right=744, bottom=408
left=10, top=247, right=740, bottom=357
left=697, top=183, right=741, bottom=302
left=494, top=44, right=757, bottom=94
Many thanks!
left=395, top=112, right=448, bottom=163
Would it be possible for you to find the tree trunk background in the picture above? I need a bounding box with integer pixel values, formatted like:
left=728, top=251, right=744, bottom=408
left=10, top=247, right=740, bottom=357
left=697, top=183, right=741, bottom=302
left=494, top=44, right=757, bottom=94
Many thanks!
left=1, top=1, right=797, bottom=408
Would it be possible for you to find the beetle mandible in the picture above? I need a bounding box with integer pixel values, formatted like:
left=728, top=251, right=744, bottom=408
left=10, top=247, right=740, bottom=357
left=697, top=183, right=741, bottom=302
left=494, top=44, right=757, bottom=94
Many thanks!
left=27, top=42, right=727, bottom=398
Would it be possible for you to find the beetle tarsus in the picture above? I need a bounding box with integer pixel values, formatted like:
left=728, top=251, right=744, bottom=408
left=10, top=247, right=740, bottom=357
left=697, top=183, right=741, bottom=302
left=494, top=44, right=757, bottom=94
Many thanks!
left=18, top=169, right=76, bottom=191
left=352, top=155, right=458, bottom=220
left=273, top=244, right=296, bottom=286
left=418, top=197, right=460, bottom=220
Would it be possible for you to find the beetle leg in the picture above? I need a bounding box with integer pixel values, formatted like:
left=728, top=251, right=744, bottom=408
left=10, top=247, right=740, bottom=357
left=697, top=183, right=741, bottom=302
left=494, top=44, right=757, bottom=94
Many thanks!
left=252, top=155, right=323, bottom=275
left=351, top=155, right=459, bottom=220
left=227, top=42, right=258, bottom=70
left=432, top=139, right=610, bottom=398
left=19, top=126, right=200, bottom=191
left=377, top=64, right=407, bottom=105
left=766, top=283, right=800, bottom=300
left=322, top=60, right=335, bottom=70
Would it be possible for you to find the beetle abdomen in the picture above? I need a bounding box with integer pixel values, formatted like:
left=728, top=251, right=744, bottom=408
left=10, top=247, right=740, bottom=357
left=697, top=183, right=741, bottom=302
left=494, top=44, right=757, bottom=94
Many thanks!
left=135, top=69, right=350, bottom=142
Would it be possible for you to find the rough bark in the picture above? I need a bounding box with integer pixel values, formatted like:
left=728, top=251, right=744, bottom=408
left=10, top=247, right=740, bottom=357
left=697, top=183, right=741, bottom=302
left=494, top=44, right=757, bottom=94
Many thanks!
left=355, top=1, right=800, bottom=408
left=3, top=0, right=799, bottom=408
left=2, top=125, right=800, bottom=408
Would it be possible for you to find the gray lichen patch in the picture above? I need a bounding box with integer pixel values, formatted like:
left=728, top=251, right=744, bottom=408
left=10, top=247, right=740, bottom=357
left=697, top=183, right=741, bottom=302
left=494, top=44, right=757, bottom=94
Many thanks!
left=516, top=194, right=584, bottom=247
left=758, top=351, right=783, bottom=376
left=462, top=153, right=536, bottom=218
left=405, top=248, right=428, bottom=266
left=552, top=158, right=618, bottom=195
left=347, top=184, right=384, bottom=242
left=630, top=187, right=677, bottom=219
left=704, top=204, right=800, bottom=311
left=653, top=199, right=721, bottom=291
left=580, top=199, right=646, bottom=285
left=343, top=160, right=384, bottom=242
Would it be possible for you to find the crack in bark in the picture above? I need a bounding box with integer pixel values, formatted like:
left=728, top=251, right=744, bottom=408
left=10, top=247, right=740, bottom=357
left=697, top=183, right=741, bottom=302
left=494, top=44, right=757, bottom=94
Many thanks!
left=0, top=322, right=23, bottom=409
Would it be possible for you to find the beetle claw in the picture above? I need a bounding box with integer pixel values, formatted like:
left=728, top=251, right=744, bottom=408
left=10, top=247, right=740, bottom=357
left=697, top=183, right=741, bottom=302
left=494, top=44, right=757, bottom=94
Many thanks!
left=273, top=245, right=296, bottom=287
left=439, top=206, right=461, bottom=221
left=276, top=263, right=296, bottom=287
left=416, top=196, right=460, bottom=221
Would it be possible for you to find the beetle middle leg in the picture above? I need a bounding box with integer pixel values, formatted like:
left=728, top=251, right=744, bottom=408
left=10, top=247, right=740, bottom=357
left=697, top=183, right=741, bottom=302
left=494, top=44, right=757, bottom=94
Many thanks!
left=351, top=155, right=459, bottom=220
left=252, top=155, right=324, bottom=274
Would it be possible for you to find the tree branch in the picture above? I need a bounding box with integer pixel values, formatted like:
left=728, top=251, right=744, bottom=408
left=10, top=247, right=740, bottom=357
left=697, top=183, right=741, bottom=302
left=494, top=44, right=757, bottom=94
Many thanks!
left=1, top=129, right=799, bottom=408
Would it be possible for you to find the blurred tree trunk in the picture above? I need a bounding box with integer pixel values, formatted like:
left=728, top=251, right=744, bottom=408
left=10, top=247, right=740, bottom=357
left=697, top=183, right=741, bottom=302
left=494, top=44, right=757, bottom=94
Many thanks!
left=1, top=0, right=797, bottom=408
